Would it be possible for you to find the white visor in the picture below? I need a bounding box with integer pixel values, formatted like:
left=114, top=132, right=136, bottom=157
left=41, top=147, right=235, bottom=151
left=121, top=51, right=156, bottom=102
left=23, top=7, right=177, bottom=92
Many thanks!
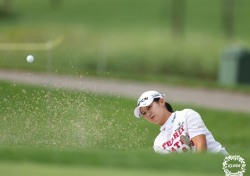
left=134, top=90, right=165, bottom=118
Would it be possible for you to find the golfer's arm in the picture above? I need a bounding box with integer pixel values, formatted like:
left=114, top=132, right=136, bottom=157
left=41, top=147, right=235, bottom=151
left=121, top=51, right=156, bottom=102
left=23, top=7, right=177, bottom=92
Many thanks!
left=192, top=134, right=207, bottom=153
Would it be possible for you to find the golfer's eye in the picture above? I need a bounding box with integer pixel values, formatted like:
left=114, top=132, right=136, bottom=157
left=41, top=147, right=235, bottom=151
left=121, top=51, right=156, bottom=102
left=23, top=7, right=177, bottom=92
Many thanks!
left=141, top=112, right=146, bottom=116
left=147, top=105, right=151, bottom=110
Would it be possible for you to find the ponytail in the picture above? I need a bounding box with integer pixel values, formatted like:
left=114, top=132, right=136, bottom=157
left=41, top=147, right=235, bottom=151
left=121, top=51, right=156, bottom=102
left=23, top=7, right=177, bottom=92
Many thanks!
left=153, top=98, right=174, bottom=112
left=166, top=102, right=174, bottom=112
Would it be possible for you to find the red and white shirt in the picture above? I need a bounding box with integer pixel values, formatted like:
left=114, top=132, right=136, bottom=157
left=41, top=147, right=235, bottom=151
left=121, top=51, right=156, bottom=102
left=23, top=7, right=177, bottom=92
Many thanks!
left=153, top=109, right=228, bottom=155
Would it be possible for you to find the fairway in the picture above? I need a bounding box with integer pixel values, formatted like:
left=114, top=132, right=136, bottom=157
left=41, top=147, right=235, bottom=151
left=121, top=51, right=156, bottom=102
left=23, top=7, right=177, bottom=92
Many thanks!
left=1, top=0, right=250, bottom=84
left=0, top=81, right=249, bottom=175
left=0, top=148, right=227, bottom=176
left=0, top=162, right=214, bottom=176
left=1, top=1, right=250, bottom=175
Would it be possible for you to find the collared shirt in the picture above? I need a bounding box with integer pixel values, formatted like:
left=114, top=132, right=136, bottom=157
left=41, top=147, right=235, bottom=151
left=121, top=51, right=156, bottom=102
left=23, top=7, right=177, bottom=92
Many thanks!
left=153, top=109, right=228, bottom=155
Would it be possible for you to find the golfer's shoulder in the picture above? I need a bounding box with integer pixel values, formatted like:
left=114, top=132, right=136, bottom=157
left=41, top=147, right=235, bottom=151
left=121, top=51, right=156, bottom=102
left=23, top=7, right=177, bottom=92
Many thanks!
left=175, top=109, right=202, bottom=123
left=176, top=108, right=199, bottom=116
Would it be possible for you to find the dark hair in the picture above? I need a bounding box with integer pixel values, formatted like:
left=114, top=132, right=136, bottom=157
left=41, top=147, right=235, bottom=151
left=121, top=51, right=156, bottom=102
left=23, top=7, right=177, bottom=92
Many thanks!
left=153, top=98, right=174, bottom=112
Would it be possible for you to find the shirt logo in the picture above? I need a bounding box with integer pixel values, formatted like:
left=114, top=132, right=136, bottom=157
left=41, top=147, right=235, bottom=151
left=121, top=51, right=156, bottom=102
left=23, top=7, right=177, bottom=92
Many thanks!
left=171, top=114, right=176, bottom=123
left=175, top=121, right=184, bottom=132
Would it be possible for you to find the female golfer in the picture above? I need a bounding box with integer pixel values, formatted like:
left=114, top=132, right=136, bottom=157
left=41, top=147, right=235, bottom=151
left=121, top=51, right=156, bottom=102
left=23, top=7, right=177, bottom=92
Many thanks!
left=134, top=90, right=228, bottom=155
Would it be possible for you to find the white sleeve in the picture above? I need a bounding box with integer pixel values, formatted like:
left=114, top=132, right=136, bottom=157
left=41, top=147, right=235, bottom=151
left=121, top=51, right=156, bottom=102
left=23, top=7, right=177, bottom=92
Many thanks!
left=185, top=109, right=208, bottom=139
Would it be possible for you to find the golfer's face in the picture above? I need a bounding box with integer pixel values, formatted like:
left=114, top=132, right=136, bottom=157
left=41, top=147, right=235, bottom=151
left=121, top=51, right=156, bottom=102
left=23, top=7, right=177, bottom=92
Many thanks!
left=140, top=101, right=164, bottom=125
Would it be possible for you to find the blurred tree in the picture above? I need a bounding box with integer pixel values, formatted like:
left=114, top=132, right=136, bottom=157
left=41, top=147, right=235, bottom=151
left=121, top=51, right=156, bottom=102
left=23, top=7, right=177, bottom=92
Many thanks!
left=170, top=0, right=186, bottom=38
left=0, top=0, right=13, bottom=16
left=222, top=0, right=235, bottom=40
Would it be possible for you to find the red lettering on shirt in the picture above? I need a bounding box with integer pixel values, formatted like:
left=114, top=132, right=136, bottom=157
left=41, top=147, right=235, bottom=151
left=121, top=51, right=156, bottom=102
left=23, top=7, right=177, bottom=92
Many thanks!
left=173, top=141, right=181, bottom=148
left=173, top=132, right=179, bottom=139
left=182, top=147, right=188, bottom=152
left=171, top=147, right=177, bottom=153
left=190, top=140, right=194, bottom=146
left=178, top=127, right=184, bottom=135
left=162, top=141, right=172, bottom=149
left=161, top=127, right=187, bottom=151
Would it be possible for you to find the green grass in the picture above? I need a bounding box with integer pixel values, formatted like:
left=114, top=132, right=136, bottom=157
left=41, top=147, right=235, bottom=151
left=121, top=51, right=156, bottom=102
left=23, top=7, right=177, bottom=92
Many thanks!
left=1, top=80, right=250, bottom=153
left=0, top=80, right=150, bottom=150
left=1, top=0, right=250, bottom=90
left=0, top=81, right=249, bottom=176
left=0, top=148, right=228, bottom=176
left=1, top=1, right=250, bottom=172
left=0, top=161, right=218, bottom=176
